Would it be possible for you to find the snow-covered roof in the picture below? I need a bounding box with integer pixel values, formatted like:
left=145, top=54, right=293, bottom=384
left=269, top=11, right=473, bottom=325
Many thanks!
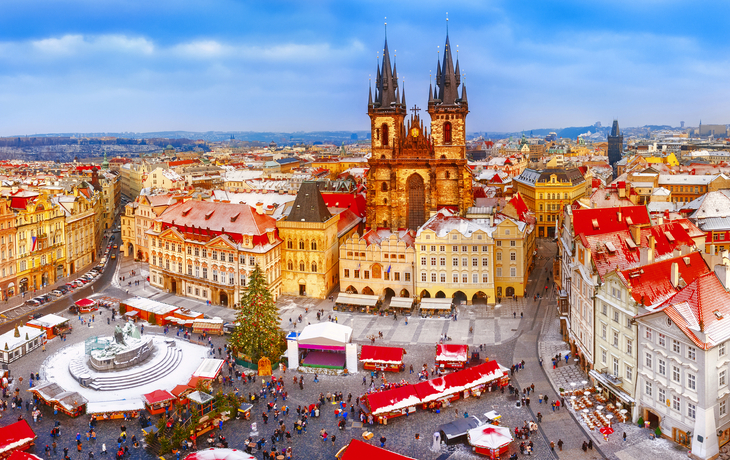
left=417, top=209, right=496, bottom=239
left=28, top=314, right=68, bottom=328
left=122, top=297, right=178, bottom=315
left=0, top=326, right=44, bottom=351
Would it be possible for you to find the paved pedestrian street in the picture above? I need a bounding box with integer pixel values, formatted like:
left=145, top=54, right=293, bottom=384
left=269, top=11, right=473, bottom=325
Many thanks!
left=0, top=240, right=693, bottom=459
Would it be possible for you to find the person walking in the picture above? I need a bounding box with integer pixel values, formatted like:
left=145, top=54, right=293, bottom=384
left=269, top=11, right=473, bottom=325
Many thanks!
left=379, top=436, right=386, bottom=448
left=623, top=431, right=627, bottom=442
left=581, top=441, right=588, bottom=452
left=557, top=439, right=563, bottom=451
left=588, top=439, right=594, bottom=449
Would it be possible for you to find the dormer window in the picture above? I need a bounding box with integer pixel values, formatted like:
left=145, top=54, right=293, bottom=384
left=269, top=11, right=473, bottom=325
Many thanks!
left=205, top=211, right=214, bottom=220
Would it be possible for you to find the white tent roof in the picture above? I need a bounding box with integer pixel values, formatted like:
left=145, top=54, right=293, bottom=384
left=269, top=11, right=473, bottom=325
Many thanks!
left=420, top=298, right=453, bottom=310
left=29, top=314, right=68, bottom=328
left=297, top=322, right=352, bottom=347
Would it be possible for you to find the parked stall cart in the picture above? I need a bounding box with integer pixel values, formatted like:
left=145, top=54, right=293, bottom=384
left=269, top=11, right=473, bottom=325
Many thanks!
left=28, top=382, right=87, bottom=417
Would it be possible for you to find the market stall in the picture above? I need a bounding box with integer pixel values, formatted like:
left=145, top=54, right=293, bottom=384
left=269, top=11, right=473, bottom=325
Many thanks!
left=188, top=391, right=215, bottom=416
left=0, top=325, right=45, bottom=364
left=419, top=298, right=453, bottom=317
left=73, top=298, right=98, bottom=314
left=142, top=389, right=176, bottom=415
left=86, top=399, right=144, bottom=421
left=387, top=297, right=415, bottom=316
left=336, top=439, right=416, bottom=459
left=183, top=449, right=255, bottom=460
left=28, top=381, right=87, bottom=417
left=0, top=419, right=36, bottom=459
left=436, top=344, right=469, bottom=370
left=467, top=424, right=513, bottom=458
left=172, top=384, right=194, bottom=405
left=120, top=297, right=179, bottom=325
left=192, top=359, right=224, bottom=381
left=8, top=452, right=42, bottom=460
left=359, top=345, right=405, bottom=372
left=438, top=416, right=484, bottom=445
left=27, top=314, right=72, bottom=340
left=362, top=384, right=420, bottom=423
left=293, top=322, right=357, bottom=372
left=334, top=293, right=381, bottom=313
left=192, top=318, right=224, bottom=336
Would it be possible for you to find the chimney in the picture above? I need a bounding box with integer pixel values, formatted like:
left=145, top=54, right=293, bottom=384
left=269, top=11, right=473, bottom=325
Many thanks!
left=631, top=225, right=641, bottom=245
left=656, top=215, right=664, bottom=226
left=255, top=202, right=264, bottom=215
left=618, top=211, right=622, bottom=222
left=648, top=235, right=655, bottom=264
left=670, top=262, right=680, bottom=288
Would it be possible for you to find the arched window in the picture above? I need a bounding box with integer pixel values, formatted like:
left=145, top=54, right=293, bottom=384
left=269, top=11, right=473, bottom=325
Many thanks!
left=298, top=240, right=304, bottom=250
left=311, top=262, right=317, bottom=272
left=444, top=122, right=452, bottom=144
left=299, top=261, right=305, bottom=271
left=382, top=123, right=389, bottom=146
left=381, top=182, right=388, bottom=192
left=383, top=198, right=388, bottom=205
left=287, top=240, right=293, bottom=249
left=311, top=241, right=317, bottom=250
left=287, top=260, right=293, bottom=270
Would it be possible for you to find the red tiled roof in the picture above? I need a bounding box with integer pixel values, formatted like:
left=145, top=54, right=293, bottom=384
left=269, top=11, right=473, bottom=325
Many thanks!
left=168, top=159, right=198, bottom=167
left=638, top=219, right=704, bottom=255
left=509, top=192, right=529, bottom=221
left=142, top=389, right=176, bottom=405
left=655, top=273, right=730, bottom=349
left=620, top=252, right=710, bottom=307
left=159, top=200, right=278, bottom=246
left=321, top=192, right=366, bottom=218
left=573, top=205, right=650, bottom=237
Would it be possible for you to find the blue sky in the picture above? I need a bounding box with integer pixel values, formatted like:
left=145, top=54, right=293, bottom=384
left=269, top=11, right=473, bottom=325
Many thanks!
left=1, top=0, right=729, bottom=136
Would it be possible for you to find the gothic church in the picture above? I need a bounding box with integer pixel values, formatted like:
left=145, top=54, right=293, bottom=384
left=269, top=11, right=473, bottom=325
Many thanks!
left=366, top=32, right=473, bottom=231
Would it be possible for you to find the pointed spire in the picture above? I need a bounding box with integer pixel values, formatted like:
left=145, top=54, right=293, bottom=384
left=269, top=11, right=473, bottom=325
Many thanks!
left=401, top=79, right=406, bottom=106
left=428, top=82, right=433, bottom=103
left=438, top=34, right=459, bottom=105
left=461, top=84, right=468, bottom=105
left=368, top=84, right=373, bottom=106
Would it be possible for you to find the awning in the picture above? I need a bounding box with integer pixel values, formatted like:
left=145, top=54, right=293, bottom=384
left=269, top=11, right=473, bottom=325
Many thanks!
left=0, top=419, right=36, bottom=455
left=335, top=293, right=379, bottom=307
left=589, top=370, right=636, bottom=405
left=389, top=297, right=414, bottom=309
left=124, top=311, right=139, bottom=317
left=436, top=344, right=469, bottom=363
left=420, top=298, right=453, bottom=310
left=192, top=359, right=224, bottom=379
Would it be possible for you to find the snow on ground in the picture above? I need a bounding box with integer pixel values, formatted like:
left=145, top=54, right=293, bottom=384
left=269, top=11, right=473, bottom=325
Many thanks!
left=41, top=335, right=209, bottom=405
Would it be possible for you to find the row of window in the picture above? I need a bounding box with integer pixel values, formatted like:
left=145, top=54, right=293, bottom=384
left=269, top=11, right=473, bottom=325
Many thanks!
left=644, top=382, right=697, bottom=419
left=287, top=240, right=318, bottom=250
left=539, top=193, right=570, bottom=200
left=419, top=272, right=493, bottom=283
left=644, top=352, right=696, bottom=389
left=344, top=269, right=409, bottom=282
left=345, top=251, right=406, bottom=260
left=645, top=328, right=697, bottom=360
left=419, top=245, right=497, bottom=252
left=420, top=256, right=497, bottom=267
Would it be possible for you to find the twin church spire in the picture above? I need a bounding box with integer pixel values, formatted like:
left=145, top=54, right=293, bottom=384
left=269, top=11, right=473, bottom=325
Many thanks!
left=369, top=27, right=467, bottom=113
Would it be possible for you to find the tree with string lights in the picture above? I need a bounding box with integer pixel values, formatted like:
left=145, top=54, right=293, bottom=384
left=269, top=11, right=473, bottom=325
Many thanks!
left=228, top=265, right=285, bottom=363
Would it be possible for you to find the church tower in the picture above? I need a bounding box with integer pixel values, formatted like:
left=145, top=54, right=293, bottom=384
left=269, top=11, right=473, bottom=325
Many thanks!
left=607, top=119, right=623, bottom=169
left=366, top=30, right=473, bottom=232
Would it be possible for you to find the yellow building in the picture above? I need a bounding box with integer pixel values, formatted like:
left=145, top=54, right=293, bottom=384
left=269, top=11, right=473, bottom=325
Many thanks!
left=57, top=186, right=97, bottom=275
left=13, top=191, right=66, bottom=292
left=99, top=170, right=121, bottom=231
left=513, top=168, right=588, bottom=238
left=644, top=151, right=679, bottom=166
left=414, top=211, right=495, bottom=305
left=121, top=193, right=183, bottom=260
left=339, top=229, right=416, bottom=299
left=143, top=167, right=185, bottom=191
left=277, top=182, right=341, bottom=298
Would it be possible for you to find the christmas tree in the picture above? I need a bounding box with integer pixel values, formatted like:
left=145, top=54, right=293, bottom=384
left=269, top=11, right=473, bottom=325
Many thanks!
left=228, top=264, right=285, bottom=362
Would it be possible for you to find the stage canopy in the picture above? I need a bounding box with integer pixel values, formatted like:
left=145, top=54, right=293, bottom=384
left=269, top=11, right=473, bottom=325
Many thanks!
left=142, top=389, right=176, bottom=406
left=298, top=322, right=352, bottom=350
left=360, top=345, right=405, bottom=365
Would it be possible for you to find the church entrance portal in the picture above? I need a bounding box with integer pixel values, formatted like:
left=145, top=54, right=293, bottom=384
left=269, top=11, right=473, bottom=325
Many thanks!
left=407, top=174, right=425, bottom=230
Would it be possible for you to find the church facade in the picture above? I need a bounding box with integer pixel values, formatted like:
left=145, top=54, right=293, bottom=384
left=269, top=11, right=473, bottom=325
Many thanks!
left=366, top=33, right=473, bottom=232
